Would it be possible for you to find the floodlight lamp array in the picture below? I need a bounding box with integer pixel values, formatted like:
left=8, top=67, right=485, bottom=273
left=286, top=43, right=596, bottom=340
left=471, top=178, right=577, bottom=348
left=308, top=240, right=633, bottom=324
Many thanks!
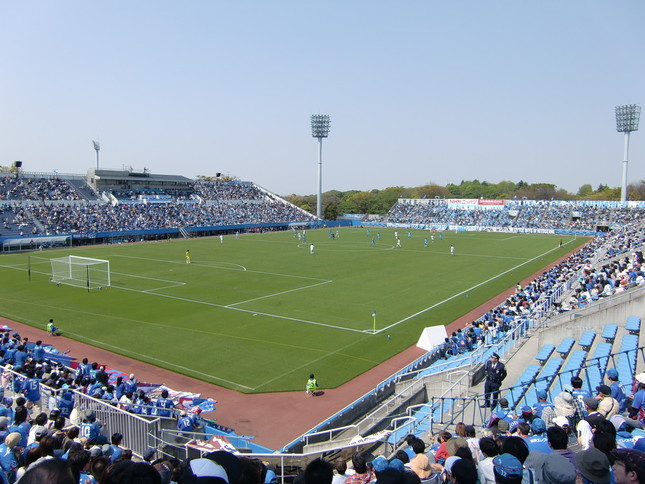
left=615, top=104, right=641, bottom=133
left=311, top=114, right=331, bottom=138
left=93, top=140, right=101, bottom=151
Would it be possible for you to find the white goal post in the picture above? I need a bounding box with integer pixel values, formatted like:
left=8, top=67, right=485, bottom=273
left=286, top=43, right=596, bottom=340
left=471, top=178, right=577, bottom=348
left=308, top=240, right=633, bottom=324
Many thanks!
left=50, top=256, right=110, bottom=289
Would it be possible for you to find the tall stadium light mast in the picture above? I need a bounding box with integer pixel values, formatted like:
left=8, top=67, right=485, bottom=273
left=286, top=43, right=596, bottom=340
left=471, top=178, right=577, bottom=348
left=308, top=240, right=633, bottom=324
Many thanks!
left=615, top=104, right=641, bottom=202
left=311, top=114, right=331, bottom=219
left=92, top=140, right=101, bottom=169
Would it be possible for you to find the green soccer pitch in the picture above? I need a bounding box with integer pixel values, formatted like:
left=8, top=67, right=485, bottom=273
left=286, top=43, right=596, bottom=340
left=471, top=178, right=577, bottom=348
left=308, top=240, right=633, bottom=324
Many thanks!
left=0, top=228, right=587, bottom=393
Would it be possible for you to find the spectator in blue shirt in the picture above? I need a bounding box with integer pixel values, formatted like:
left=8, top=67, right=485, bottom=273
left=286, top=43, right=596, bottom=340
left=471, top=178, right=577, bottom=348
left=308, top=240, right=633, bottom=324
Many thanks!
left=0, top=432, right=21, bottom=482
left=12, top=347, right=29, bottom=372
left=154, top=390, right=174, bottom=418
left=21, top=370, right=41, bottom=411
left=31, top=341, right=45, bottom=363
left=80, top=411, right=107, bottom=445
left=9, top=406, right=30, bottom=448
left=606, top=368, right=627, bottom=412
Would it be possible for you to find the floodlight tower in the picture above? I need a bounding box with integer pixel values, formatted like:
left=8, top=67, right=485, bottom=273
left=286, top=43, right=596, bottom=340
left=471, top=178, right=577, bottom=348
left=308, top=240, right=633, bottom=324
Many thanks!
left=92, top=140, right=101, bottom=169
left=615, top=104, right=641, bottom=202
left=311, top=114, right=331, bottom=219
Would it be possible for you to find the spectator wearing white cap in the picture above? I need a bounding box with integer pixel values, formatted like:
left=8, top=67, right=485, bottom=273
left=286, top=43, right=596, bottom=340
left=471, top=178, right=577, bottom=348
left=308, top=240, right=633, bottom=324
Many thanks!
left=124, top=374, right=137, bottom=395
left=629, top=372, right=645, bottom=424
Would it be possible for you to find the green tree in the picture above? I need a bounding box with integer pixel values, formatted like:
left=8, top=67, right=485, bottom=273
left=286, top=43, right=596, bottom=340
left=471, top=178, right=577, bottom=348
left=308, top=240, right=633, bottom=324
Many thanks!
left=323, top=202, right=338, bottom=220
left=577, top=184, right=593, bottom=197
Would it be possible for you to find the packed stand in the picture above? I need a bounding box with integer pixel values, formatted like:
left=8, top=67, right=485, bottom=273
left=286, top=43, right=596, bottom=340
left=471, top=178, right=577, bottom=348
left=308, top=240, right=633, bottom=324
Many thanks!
left=0, top=177, right=82, bottom=202
left=387, top=200, right=645, bottom=232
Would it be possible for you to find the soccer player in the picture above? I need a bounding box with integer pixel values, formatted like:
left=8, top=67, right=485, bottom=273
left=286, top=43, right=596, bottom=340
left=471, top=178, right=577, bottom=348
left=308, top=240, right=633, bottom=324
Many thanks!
left=450, top=245, right=455, bottom=256
left=185, top=250, right=190, bottom=264
left=310, top=244, right=315, bottom=255
left=371, top=237, right=376, bottom=246
left=396, top=238, right=402, bottom=248
left=424, top=238, right=428, bottom=247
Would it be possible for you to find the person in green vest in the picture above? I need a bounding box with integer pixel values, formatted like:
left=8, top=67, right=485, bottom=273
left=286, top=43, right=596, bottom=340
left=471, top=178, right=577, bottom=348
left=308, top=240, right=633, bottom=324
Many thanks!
left=306, top=374, right=319, bottom=396
left=46, top=319, right=60, bottom=336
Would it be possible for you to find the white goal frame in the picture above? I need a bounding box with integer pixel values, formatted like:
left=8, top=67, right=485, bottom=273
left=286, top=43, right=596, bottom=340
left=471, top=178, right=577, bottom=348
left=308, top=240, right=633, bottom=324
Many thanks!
left=50, top=256, right=111, bottom=289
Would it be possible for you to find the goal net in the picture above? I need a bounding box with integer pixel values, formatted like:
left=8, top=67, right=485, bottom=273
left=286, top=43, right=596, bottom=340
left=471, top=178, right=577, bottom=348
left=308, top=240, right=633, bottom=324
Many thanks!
left=50, top=256, right=110, bottom=289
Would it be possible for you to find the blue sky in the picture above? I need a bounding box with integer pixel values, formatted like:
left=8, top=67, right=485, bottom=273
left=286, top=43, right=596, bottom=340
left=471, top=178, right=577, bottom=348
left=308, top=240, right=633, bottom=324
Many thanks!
left=1, top=1, right=643, bottom=196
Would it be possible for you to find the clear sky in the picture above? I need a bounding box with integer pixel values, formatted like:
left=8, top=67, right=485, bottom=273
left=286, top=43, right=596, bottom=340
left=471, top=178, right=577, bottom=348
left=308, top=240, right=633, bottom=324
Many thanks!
left=1, top=1, right=643, bottom=196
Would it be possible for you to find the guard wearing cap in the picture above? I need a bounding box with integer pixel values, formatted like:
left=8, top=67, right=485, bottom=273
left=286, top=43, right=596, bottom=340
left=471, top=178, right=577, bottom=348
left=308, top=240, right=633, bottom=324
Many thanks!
left=482, top=353, right=507, bottom=408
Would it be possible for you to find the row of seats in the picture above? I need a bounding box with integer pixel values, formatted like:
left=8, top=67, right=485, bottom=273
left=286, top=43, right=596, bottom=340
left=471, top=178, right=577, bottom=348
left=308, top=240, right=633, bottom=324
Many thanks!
left=510, top=318, right=641, bottom=411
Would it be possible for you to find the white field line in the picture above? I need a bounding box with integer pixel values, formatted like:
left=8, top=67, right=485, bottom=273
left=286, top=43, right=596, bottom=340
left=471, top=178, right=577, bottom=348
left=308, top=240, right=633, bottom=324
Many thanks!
left=111, top=254, right=248, bottom=272
left=374, top=244, right=564, bottom=334
left=113, top=285, right=366, bottom=334
left=110, top=254, right=330, bottom=283
left=251, top=333, right=374, bottom=391
left=61, top=333, right=254, bottom=390
left=226, top=280, right=332, bottom=307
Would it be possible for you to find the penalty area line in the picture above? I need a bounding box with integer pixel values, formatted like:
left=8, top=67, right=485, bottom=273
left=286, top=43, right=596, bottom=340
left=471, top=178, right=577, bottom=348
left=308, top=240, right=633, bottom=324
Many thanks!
left=65, top=332, right=254, bottom=390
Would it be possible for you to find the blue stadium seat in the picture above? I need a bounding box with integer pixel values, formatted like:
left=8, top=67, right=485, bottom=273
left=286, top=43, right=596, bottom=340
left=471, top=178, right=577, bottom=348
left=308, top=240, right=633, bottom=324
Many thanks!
left=501, top=365, right=541, bottom=408
left=601, top=324, right=618, bottom=343
left=551, top=350, right=588, bottom=395
left=556, top=337, right=575, bottom=358
left=615, top=334, right=640, bottom=384
left=535, top=344, right=556, bottom=365
left=578, top=331, right=596, bottom=351
left=625, top=316, right=641, bottom=335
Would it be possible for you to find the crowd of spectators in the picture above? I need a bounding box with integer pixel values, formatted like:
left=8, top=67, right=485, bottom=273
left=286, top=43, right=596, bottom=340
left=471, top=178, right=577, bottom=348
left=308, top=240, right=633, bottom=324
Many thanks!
left=0, top=177, right=82, bottom=202
left=19, top=198, right=312, bottom=234
left=193, top=181, right=265, bottom=201
left=0, top=326, right=219, bottom=483
left=387, top=200, right=645, bottom=232
left=0, top=180, right=312, bottom=236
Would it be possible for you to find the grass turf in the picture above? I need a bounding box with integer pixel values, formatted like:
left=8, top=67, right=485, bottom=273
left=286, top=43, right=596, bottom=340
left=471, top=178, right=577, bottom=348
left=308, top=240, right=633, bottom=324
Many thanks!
left=0, top=228, right=587, bottom=393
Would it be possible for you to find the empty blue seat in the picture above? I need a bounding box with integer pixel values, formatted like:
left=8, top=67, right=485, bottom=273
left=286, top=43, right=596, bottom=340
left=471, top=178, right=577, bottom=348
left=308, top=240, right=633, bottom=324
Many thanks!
left=602, top=324, right=618, bottom=342
left=625, top=317, right=641, bottom=335
left=535, top=344, right=556, bottom=365
left=557, top=337, right=575, bottom=358
left=578, top=331, right=596, bottom=351
left=501, top=365, right=541, bottom=407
